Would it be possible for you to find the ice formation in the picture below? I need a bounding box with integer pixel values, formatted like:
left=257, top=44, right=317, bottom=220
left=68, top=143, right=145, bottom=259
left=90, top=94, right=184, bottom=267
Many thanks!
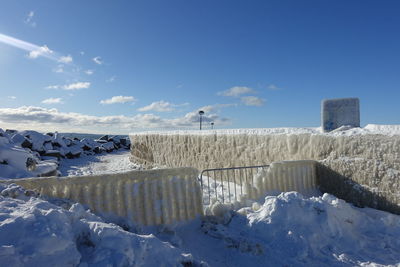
left=201, top=160, right=318, bottom=206
left=130, top=125, right=400, bottom=214
left=321, top=97, right=360, bottom=132
left=7, top=168, right=203, bottom=226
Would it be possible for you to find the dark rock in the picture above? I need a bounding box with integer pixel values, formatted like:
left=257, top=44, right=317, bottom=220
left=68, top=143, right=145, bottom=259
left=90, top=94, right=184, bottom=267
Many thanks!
left=65, top=151, right=81, bottom=159
left=95, top=139, right=108, bottom=144
left=99, top=135, right=109, bottom=141
left=26, top=158, right=36, bottom=171
left=46, top=132, right=54, bottom=137
left=82, top=144, right=92, bottom=151
left=21, top=139, right=33, bottom=149
left=43, top=150, right=62, bottom=160
left=0, top=159, right=8, bottom=165
left=5, top=129, right=17, bottom=134
left=93, top=146, right=104, bottom=154
left=120, top=138, right=127, bottom=146
left=73, top=137, right=80, bottom=141
left=52, top=142, right=62, bottom=148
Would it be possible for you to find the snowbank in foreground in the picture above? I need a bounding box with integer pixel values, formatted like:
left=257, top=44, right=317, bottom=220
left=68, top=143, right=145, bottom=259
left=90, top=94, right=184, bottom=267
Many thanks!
left=2, top=182, right=398, bottom=266
left=172, top=192, right=400, bottom=266
left=0, top=184, right=199, bottom=266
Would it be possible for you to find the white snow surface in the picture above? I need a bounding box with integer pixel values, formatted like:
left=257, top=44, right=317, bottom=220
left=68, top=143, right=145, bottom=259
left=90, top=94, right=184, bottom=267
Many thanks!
left=2, top=125, right=400, bottom=266
left=131, top=124, right=400, bottom=136
left=58, top=150, right=140, bottom=176
left=0, top=183, right=199, bottom=266
left=1, top=182, right=399, bottom=266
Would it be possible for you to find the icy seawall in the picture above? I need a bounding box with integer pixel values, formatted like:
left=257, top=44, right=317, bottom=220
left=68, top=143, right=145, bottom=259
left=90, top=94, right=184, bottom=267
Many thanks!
left=129, top=129, right=400, bottom=214
left=9, top=168, right=203, bottom=226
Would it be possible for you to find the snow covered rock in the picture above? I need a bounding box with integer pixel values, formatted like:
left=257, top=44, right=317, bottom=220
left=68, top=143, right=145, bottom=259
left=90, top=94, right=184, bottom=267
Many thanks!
left=101, top=141, right=115, bottom=152
left=20, top=130, right=52, bottom=153
left=0, top=128, right=130, bottom=179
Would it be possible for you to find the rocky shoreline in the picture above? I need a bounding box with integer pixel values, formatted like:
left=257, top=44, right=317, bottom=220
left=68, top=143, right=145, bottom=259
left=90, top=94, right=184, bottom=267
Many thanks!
left=0, top=128, right=130, bottom=179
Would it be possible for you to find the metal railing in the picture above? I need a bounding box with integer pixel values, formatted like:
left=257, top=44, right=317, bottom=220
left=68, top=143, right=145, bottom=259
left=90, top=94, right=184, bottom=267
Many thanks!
left=199, top=165, right=269, bottom=206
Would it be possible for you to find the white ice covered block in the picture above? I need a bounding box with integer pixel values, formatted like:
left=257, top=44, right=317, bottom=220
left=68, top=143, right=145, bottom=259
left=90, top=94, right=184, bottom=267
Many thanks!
left=254, top=160, right=317, bottom=200
left=5, top=167, right=203, bottom=226
left=322, top=98, right=360, bottom=132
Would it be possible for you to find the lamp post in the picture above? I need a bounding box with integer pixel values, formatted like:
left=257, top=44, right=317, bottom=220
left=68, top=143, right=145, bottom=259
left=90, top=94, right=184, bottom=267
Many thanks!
left=211, top=122, right=214, bottom=129
left=198, top=110, right=204, bottom=130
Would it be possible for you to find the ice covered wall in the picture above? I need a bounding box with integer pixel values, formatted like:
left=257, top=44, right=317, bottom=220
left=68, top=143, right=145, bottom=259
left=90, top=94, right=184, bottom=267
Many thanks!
left=130, top=128, right=400, bottom=214
left=7, top=168, right=203, bottom=226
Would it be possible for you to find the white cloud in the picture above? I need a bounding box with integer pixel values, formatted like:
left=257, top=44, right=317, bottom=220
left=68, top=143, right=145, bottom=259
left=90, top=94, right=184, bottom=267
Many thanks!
left=85, top=69, right=94, bottom=75
left=138, top=101, right=189, bottom=112
left=218, top=86, right=256, bottom=97
left=58, top=55, right=73, bottom=63
left=268, top=84, right=281, bottom=90
left=8, top=96, right=17, bottom=100
left=93, top=56, right=102, bottom=65
left=63, top=82, right=90, bottom=90
left=0, top=106, right=231, bottom=134
left=28, top=45, right=53, bottom=59
left=106, top=76, right=116, bottom=82
left=241, top=96, right=265, bottom=107
left=24, top=11, right=36, bottom=27
left=46, top=82, right=90, bottom=90
left=80, top=51, right=85, bottom=55
left=0, top=33, right=59, bottom=61
left=45, top=85, right=60, bottom=89
left=41, top=98, right=63, bottom=104
left=100, top=96, right=136, bottom=105
left=53, top=64, right=64, bottom=73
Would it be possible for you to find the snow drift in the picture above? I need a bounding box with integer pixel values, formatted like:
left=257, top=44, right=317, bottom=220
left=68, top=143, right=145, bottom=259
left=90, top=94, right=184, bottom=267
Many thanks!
left=162, top=191, right=400, bottom=266
left=0, top=183, right=200, bottom=266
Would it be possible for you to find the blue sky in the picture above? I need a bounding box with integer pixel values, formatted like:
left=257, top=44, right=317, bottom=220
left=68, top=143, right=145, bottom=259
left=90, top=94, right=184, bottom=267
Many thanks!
left=0, top=0, right=400, bottom=134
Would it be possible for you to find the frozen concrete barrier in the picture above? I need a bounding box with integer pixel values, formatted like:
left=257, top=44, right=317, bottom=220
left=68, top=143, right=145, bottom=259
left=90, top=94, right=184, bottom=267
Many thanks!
left=7, top=168, right=203, bottom=226
left=130, top=128, right=400, bottom=214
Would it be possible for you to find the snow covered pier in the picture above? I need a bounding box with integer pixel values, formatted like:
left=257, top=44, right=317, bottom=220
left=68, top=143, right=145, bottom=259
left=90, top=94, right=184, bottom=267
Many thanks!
left=130, top=125, right=400, bottom=214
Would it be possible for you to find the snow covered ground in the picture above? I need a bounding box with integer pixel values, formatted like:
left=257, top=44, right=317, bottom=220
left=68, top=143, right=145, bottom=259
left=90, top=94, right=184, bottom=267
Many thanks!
left=1, top=182, right=399, bottom=266
left=58, top=150, right=141, bottom=176
left=0, top=183, right=199, bottom=266
left=2, top=126, right=400, bottom=266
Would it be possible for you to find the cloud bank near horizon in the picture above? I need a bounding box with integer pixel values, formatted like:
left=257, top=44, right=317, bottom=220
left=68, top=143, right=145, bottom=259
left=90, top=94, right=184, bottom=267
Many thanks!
left=0, top=106, right=230, bottom=134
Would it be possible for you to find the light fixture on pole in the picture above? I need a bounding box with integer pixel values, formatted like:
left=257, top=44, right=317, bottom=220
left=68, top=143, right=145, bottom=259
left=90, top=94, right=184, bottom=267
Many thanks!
left=211, top=122, right=214, bottom=129
left=198, top=110, right=204, bottom=130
